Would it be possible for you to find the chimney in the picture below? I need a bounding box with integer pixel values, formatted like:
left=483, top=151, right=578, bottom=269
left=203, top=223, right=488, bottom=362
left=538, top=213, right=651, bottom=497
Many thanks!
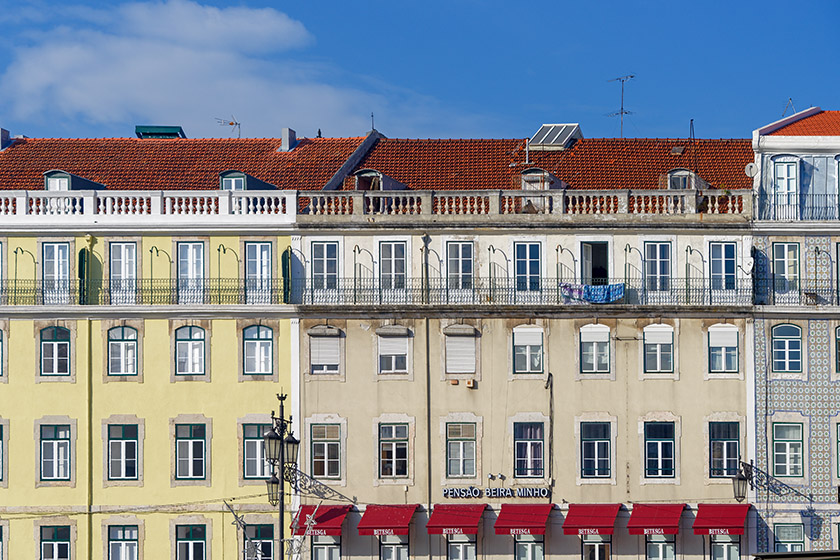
left=280, top=128, right=297, bottom=152
left=0, top=128, right=11, bottom=150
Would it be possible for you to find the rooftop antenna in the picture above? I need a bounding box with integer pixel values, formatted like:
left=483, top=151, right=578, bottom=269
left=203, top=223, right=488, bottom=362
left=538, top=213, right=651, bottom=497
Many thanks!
left=215, top=115, right=241, bottom=138
left=782, top=97, right=797, bottom=117
left=370, top=112, right=375, bottom=131
left=608, top=74, right=635, bottom=138
left=689, top=118, right=699, bottom=174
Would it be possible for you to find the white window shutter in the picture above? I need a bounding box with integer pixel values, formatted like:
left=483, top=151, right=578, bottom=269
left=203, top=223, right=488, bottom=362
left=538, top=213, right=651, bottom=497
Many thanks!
left=644, top=325, right=673, bottom=344
left=513, top=328, right=542, bottom=346
left=580, top=324, right=610, bottom=343
left=379, top=336, right=408, bottom=356
left=311, top=337, right=340, bottom=366
left=446, top=336, right=476, bottom=373
left=709, top=326, right=738, bottom=347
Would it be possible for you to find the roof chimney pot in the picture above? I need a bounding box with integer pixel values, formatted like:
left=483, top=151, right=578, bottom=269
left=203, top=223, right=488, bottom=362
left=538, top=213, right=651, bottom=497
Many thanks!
left=280, top=128, right=297, bottom=152
left=0, top=128, right=11, bottom=150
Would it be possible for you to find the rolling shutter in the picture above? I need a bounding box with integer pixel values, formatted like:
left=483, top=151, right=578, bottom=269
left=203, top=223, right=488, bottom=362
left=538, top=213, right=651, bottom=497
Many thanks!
left=513, top=328, right=542, bottom=347
left=311, top=336, right=340, bottom=366
left=379, top=336, right=408, bottom=356
left=644, top=325, right=673, bottom=344
left=446, top=336, right=476, bottom=374
left=580, top=325, right=610, bottom=343
left=709, top=326, right=737, bottom=347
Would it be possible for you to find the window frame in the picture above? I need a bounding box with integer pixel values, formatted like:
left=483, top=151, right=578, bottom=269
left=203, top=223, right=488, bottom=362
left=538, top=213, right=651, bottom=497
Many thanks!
left=581, top=534, right=610, bottom=560
left=107, top=326, right=138, bottom=376
left=644, top=241, right=671, bottom=292
left=40, top=526, right=71, bottom=560
left=513, top=326, right=543, bottom=375
left=107, top=424, right=139, bottom=481
left=311, top=241, right=339, bottom=291
left=244, top=524, right=273, bottom=560
left=378, top=334, right=408, bottom=375
left=40, top=424, right=71, bottom=481
left=708, top=324, right=739, bottom=374
left=710, top=535, right=739, bottom=560
left=516, top=534, right=545, bottom=560
left=447, top=534, right=476, bottom=560
left=644, top=422, right=675, bottom=478
left=580, top=324, right=610, bottom=374
left=243, top=325, right=273, bottom=376
left=446, top=422, right=477, bottom=478
left=175, top=424, right=206, bottom=480
left=40, top=326, right=71, bottom=376
left=774, top=523, right=805, bottom=552
left=220, top=174, right=245, bottom=191
left=379, top=241, right=407, bottom=290
left=175, top=326, right=206, bottom=376
left=312, top=535, right=341, bottom=560
left=514, top=241, right=541, bottom=292
left=108, top=525, right=139, bottom=560
left=176, top=524, right=206, bottom=560
left=447, top=241, right=474, bottom=291
left=311, top=424, right=341, bottom=479
left=378, top=423, right=409, bottom=478
left=646, top=534, right=675, bottom=560
left=580, top=421, right=611, bottom=478
left=379, top=535, right=408, bottom=560
left=771, top=324, right=802, bottom=373
left=709, top=421, right=739, bottom=478
left=710, top=242, right=737, bottom=291
left=643, top=325, right=674, bottom=374
left=513, top=422, right=544, bottom=478
left=243, top=424, right=272, bottom=480
left=310, top=333, right=341, bottom=375
left=772, top=422, right=803, bottom=478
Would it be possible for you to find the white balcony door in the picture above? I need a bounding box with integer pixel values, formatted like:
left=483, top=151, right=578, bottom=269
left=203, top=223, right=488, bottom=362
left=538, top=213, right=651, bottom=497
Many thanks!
left=110, top=242, right=137, bottom=305
left=773, top=243, right=799, bottom=305
left=774, top=162, right=798, bottom=220
left=245, top=242, right=272, bottom=304
left=43, top=242, right=70, bottom=304
left=178, top=243, right=204, bottom=304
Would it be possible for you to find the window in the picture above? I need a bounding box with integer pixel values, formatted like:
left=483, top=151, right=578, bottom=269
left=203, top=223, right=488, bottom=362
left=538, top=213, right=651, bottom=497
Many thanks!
left=581, top=422, right=610, bottom=478
left=709, top=325, right=738, bottom=373
left=311, top=424, right=341, bottom=479
left=643, top=325, right=673, bottom=373
left=514, top=422, right=544, bottom=478
left=646, top=535, right=674, bottom=560
left=176, top=525, right=205, bottom=560
left=447, top=242, right=473, bottom=290
left=773, top=243, right=799, bottom=295
left=41, top=425, right=71, bottom=480
left=310, top=335, right=340, bottom=374
left=580, top=324, right=610, bottom=374
left=41, top=526, right=70, bottom=560
left=108, top=525, right=138, bottom=560
left=378, top=335, right=408, bottom=374
left=312, top=242, right=338, bottom=290
left=108, top=424, right=138, bottom=480
left=108, top=327, right=137, bottom=376
left=774, top=524, right=804, bottom=552
left=644, top=422, right=675, bottom=478
left=513, top=326, right=543, bottom=374
left=516, top=535, right=544, bottom=560
left=43, top=242, right=70, bottom=305
left=446, top=423, right=476, bottom=478
left=177, top=242, right=204, bottom=304
left=46, top=175, right=70, bottom=191
left=514, top=242, right=541, bottom=291
left=243, top=424, right=271, bottom=479
left=221, top=175, right=245, bottom=190
left=836, top=327, right=840, bottom=374
left=380, top=535, right=408, bottom=560
left=772, top=423, right=803, bottom=477
left=0, top=425, right=3, bottom=482
left=644, top=242, right=671, bottom=292
left=772, top=325, right=801, bottom=373
left=175, top=424, right=206, bottom=479
left=110, top=242, right=137, bottom=305
left=175, top=326, right=205, bottom=376
left=379, top=424, right=408, bottom=478
left=313, top=536, right=340, bottom=560
left=774, top=162, right=798, bottom=204
left=448, top=534, right=475, bottom=560
left=582, top=535, right=609, bottom=560
left=668, top=170, right=690, bottom=190
left=243, top=325, right=272, bottom=375
left=444, top=325, right=477, bottom=375
left=380, top=241, right=406, bottom=290
left=244, top=524, right=273, bottom=560
left=245, top=242, right=272, bottom=304
left=41, top=326, right=70, bottom=376
left=710, top=422, right=739, bottom=478
left=710, top=243, right=736, bottom=290
left=710, top=535, right=739, bottom=560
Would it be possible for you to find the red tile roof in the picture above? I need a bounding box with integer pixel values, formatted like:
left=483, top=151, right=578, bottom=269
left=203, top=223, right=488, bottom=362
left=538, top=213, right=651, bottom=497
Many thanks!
left=345, top=137, right=752, bottom=191
left=0, top=136, right=364, bottom=191
left=769, top=110, right=840, bottom=136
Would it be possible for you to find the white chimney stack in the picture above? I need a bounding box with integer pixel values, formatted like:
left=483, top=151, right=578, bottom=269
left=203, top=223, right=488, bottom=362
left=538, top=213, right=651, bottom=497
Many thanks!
left=280, top=128, right=297, bottom=152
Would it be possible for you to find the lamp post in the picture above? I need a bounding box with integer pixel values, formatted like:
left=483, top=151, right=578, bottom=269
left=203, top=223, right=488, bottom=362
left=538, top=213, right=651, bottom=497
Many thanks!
left=731, top=459, right=812, bottom=505
left=264, top=394, right=300, bottom=560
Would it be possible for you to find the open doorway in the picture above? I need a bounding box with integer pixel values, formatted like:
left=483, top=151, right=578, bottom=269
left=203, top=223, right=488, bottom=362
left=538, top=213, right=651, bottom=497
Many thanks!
left=581, top=242, right=609, bottom=285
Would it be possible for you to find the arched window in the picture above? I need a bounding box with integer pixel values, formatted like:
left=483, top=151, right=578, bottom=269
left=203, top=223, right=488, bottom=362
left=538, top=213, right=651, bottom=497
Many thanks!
left=580, top=324, right=610, bottom=373
left=243, top=325, right=272, bottom=375
left=107, top=326, right=137, bottom=376
left=175, top=326, right=205, bottom=376
left=708, top=324, right=738, bottom=373
left=772, top=324, right=801, bottom=373
left=643, top=324, right=674, bottom=373
left=41, top=326, right=70, bottom=376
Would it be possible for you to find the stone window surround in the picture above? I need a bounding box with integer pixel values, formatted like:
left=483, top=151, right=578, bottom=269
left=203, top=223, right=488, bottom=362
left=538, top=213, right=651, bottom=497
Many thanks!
left=236, top=319, right=281, bottom=382
left=373, top=413, right=415, bottom=487
left=575, top=319, right=617, bottom=381
left=170, top=414, right=212, bottom=488
left=34, top=517, right=77, bottom=560
left=237, top=413, right=273, bottom=487
left=702, top=412, right=744, bottom=485
left=703, top=320, right=744, bottom=381
left=170, top=515, right=212, bottom=560
left=574, top=412, right=618, bottom=486
left=374, top=322, right=414, bottom=381
left=102, top=237, right=143, bottom=284
left=508, top=321, right=549, bottom=381
left=440, top=319, right=482, bottom=381
left=33, top=320, right=77, bottom=383
left=768, top=411, right=809, bottom=486
left=101, top=319, right=145, bottom=383
left=170, top=237, right=211, bottom=285
left=639, top=319, right=680, bottom=381
left=237, top=514, right=277, bottom=558
left=439, top=412, right=483, bottom=487
left=34, top=415, right=77, bottom=488
left=101, top=515, right=145, bottom=560
left=304, top=413, right=348, bottom=487
left=506, top=412, right=550, bottom=485
left=169, top=319, right=212, bottom=383
left=101, top=415, right=145, bottom=488
left=303, top=322, right=346, bottom=381
left=638, top=411, right=681, bottom=485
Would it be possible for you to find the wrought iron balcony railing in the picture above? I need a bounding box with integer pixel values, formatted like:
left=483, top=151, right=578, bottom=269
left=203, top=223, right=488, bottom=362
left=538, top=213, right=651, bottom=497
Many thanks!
left=755, top=193, right=840, bottom=221
left=0, top=277, right=754, bottom=307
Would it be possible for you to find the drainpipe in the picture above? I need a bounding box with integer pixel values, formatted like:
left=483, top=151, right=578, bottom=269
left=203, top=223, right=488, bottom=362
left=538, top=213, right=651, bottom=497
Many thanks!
left=86, top=316, right=93, bottom=559
left=425, top=316, right=432, bottom=560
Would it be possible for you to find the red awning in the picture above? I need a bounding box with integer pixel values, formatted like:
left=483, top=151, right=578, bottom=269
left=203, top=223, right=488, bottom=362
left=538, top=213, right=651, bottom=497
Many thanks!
left=292, top=505, right=352, bottom=536
left=627, top=504, right=686, bottom=535
left=427, top=504, right=487, bottom=535
left=693, top=504, right=751, bottom=535
left=562, top=504, right=621, bottom=536
left=357, top=504, right=419, bottom=536
left=494, top=503, right=554, bottom=535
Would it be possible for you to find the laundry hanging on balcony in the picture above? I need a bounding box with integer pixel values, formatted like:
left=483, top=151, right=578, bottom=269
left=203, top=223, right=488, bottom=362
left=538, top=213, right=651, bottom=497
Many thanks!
left=582, top=283, right=625, bottom=303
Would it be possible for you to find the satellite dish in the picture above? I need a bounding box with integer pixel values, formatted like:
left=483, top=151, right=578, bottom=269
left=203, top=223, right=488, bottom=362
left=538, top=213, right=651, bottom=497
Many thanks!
left=744, top=162, right=758, bottom=178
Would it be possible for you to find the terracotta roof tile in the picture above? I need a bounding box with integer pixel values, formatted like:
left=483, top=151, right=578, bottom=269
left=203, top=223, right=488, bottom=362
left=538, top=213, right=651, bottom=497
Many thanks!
left=0, top=136, right=364, bottom=191
left=769, top=110, right=840, bottom=136
left=348, top=137, right=752, bottom=190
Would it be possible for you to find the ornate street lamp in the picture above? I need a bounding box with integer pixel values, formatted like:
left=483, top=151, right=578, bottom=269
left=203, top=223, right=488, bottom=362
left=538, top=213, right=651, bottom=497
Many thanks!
left=264, top=394, right=298, bottom=560
left=732, top=467, right=749, bottom=503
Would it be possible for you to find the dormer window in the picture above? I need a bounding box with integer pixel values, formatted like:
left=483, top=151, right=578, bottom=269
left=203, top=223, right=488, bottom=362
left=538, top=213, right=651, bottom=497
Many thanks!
left=43, top=170, right=104, bottom=191
left=355, top=171, right=382, bottom=191
left=668, top=169, right=692, bottom=190
left=46, top=174, right=70, bottom=191
left=218, top=171, right=276, bottom=191
left=221, top=176, right=245, bottom=191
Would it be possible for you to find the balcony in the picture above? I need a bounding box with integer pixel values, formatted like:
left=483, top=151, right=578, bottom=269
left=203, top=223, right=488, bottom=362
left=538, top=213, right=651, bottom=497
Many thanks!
left=755, top=193, right=840, bottom=221
left=0, top=277, right=754, bottom=308
left=754, top=278, right=839, bottom=306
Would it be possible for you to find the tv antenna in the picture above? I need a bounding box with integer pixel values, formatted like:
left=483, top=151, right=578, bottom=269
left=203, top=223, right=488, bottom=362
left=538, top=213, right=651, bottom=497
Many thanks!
left=215, top=115, right=241, bottom=138
left=782, top=98, right=797, bottom=117
left=608, top=74, right=635, bottom=138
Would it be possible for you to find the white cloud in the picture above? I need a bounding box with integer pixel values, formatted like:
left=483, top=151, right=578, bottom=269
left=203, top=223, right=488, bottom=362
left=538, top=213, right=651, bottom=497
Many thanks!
left=0, top=0, right=488, bottom=139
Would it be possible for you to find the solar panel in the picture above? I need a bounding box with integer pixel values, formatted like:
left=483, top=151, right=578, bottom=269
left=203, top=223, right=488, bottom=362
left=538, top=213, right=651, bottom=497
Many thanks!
left=529, top=124, right=581, bottom=149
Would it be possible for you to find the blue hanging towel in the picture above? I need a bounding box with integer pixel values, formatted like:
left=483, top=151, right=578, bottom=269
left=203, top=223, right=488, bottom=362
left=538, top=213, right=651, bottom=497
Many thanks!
left=583, top=283, right=625, bottom=303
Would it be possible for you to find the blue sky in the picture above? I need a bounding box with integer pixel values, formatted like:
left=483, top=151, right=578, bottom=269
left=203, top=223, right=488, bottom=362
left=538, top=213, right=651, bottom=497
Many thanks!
left=0, top=0, right=838, bottom=140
